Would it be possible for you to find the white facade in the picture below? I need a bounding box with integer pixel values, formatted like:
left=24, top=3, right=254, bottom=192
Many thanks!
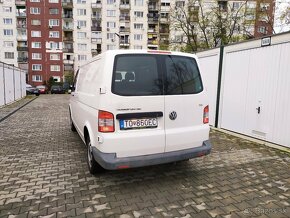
left=0, top=0, right=18, bottom=66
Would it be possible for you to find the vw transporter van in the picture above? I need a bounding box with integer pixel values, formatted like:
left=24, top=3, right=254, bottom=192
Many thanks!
left=69, top=50, right=212, bottom=173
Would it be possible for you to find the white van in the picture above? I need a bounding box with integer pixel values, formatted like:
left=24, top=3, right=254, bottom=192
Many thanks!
left=69, top=50, right=212, bottom=173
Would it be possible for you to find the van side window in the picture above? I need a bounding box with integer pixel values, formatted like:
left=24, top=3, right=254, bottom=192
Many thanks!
left=165, top=56, right=203, bottom=95
left=112, top=55, right=162, bottom=96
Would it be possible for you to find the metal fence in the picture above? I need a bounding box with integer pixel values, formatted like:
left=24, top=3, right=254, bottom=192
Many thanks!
left=0, top=62, right=27, bottom=107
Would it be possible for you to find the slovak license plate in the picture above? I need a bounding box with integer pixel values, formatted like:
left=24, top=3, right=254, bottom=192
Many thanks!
left=120, top=118, right=158, bottom=130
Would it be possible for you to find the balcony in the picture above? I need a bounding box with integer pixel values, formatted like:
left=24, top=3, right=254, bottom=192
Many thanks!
left=17, top=35, right=27, bottom=41
left=148, top=17, right=159, bottom=23
left=17, top=23, right=27, bottom=29
left=148, top=40, right=158, bottom=45
left=64, top=65, right=74, bottom=71
left=120, top=4, right=130, bottom=10
left=63, top=48, right=74, bottom=53
left=63, top=59, right=74, bottom=65
left=120, top=39, right=130, bottom=46
left=16, top=12, right=26, bottom=18
left=91, top=26, right=102, bottom=31
left=63, top=37, right=73, bottom=42
left=120, top=16, right=130, bottom=21
left=148, top=28, right=158, bottom=33
left=120, top=27, right=130, bottom=33
left=63, top=14, right=73, bottom=19
left=15, top=0, right=26, bottom=6
left=160, top=17, right=169, bottom=23
left=63, top=25, right=74, bottom=31
left=148, top=5, right=159, bottom=11
left=91, top=38, right=102, bottom=44
left=91, top=15, right=101, bottom=21
left=17, top=57, right=28, bottom=63
left=62, top=0, right=73, bottom=8
left=17, top=46, right=28, bottom=51
left=160, top=6, right=170, bottom=12
left=91, top=3, right=102, bottom=9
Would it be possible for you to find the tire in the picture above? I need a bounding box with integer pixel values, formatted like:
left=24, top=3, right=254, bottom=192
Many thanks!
left=69, top=112, right=76, bottom=132
left=86, top=135, right=103, bottom=174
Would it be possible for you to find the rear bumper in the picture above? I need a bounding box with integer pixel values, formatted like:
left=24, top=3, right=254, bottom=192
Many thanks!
left=92, top=140, right=212, bottom=170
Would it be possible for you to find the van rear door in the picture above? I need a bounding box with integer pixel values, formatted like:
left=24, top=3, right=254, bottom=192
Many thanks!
left=105, top=54, right=165, bottom=158
left=163, top=55, right=209, bottom=152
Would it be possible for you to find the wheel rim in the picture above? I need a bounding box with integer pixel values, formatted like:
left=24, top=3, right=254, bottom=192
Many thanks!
left=87, top=141, right=93, bottom=168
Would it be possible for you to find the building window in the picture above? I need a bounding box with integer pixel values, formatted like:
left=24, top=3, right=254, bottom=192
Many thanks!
left=4, top=41, right=14, bottom=48
left=107, top=45, right=116, bottom=50
left=32, top=53, right=42, bottom=60
left=50, top=65, right=60, bottom=71
left=107, top=33, right=115, bottom=40
left=134, top=0, right=143, bottom=6
left=30, top=0, right=40, bottom=2
left=77, top=32, right=87, bottom=39
left=3, top=18, right=13, bottom=25
left=78, top=43, right=87, bottom=51
left=107, top=0, right=116, bottom=4
left=30, top=7, right=41, bottom=14
left=31, top=31, right=41, bottom=37
left=77, top=0, right=87, bottom=4
left=107, top=10, right=116, bottom=17
left=49, top=19, right=59, bottom=26
left=77, top=20, right=87, bottom=28
left=49, top=0, right=59, bottom=3
left=3, top=7, right=12, bottom=13
left=50, top=53, right=60, bottom=60
left=49, top=42, right=60, bottom=49
left=134, top=45, right=142, bottom=49
left=258, top=26, right=267, bottom=34
left=134, top=23, right=143, bottom=29
left=32, top=42, right=41, bottom=48
left=49, top=8, right=59, bottom=14
left=53, top=76, right=60, bottom=82
left=4, top=52, right=14, bottom=59
left=77, top=9, right=87, bottom=16
left=49, top=31, right=59, bottom=38
left=32, top=64, right=42, bottom=71
left=4, top=29, right=13, bottom=36
left=32, top=75, right=42, bottom=82
left=31, top=19, right=41, bottom=26
left=134, top=34, right=142, bottom=40
left=78, top=55, right=87, bottom=61
left=107, top=22, right=116, bottom=28
left=134, top=11, right=143, bottom=18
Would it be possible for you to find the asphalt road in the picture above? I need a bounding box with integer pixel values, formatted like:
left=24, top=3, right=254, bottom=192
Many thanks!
left=0, top=95, right=289, bottom=218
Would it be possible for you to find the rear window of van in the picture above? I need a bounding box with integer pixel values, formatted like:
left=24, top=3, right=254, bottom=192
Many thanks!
left=112, top=54, right=203, bottom=96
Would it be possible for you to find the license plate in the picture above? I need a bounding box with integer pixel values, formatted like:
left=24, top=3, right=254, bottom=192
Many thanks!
left=120, top=118, right=158, bottom=130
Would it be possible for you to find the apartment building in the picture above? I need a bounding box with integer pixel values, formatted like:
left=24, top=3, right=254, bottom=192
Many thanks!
left=1, top=0, right=18, bottom=66
left=0, top=0, right=277, bottom=84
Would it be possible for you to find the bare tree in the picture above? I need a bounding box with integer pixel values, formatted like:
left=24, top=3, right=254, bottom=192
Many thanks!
left=170, top=0, right=250, bottom=51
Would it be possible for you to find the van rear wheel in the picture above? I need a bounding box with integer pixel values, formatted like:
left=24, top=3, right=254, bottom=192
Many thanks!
left=86, top=136, right=103, bottom=174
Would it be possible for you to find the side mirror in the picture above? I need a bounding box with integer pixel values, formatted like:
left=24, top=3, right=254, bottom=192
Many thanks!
left=70, top=85, right=75, bottom=92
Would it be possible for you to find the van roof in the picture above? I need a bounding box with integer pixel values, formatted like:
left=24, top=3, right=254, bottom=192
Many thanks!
left=83, top=50, right=198, bottom=66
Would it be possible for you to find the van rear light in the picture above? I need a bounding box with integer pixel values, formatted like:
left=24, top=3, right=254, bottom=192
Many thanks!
left=147, top=50, right=171, bottom=54
left=98, top=110, right=115, bottom=132
left=203, top=105, right=209, bottom=124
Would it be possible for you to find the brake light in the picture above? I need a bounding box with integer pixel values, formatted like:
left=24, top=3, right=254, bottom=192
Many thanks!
left=98, top=110, right=115, bottom=132
left=203, top=105, right=209, bottom=124
left=147, top=50, right=171, bottom=54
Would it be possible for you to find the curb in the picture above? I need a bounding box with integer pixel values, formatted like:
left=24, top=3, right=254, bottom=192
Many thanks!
left=211, top=127, right=290, bottom=154
left=0, top=97, right=37, bottom=123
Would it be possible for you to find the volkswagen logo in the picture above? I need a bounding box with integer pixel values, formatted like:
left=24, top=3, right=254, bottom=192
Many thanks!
left=169, top=111, right=177, bottom=120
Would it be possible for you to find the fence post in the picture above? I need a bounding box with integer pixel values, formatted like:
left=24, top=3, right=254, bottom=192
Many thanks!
left=3, top=64, right=6, bottom=105
left=13, top=66, right=16, bottom=102
left=215, top=45, right=224, bottom=128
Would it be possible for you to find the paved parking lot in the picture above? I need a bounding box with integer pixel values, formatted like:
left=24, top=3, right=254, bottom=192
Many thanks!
left=0, top=95, right=289, bottom=218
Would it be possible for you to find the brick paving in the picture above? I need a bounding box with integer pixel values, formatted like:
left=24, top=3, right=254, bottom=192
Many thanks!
left=0, top=95, right=289, bottom=218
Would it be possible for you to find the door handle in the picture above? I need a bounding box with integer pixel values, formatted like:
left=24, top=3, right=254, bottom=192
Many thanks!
left=256, top=106, right=261, bottom=114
